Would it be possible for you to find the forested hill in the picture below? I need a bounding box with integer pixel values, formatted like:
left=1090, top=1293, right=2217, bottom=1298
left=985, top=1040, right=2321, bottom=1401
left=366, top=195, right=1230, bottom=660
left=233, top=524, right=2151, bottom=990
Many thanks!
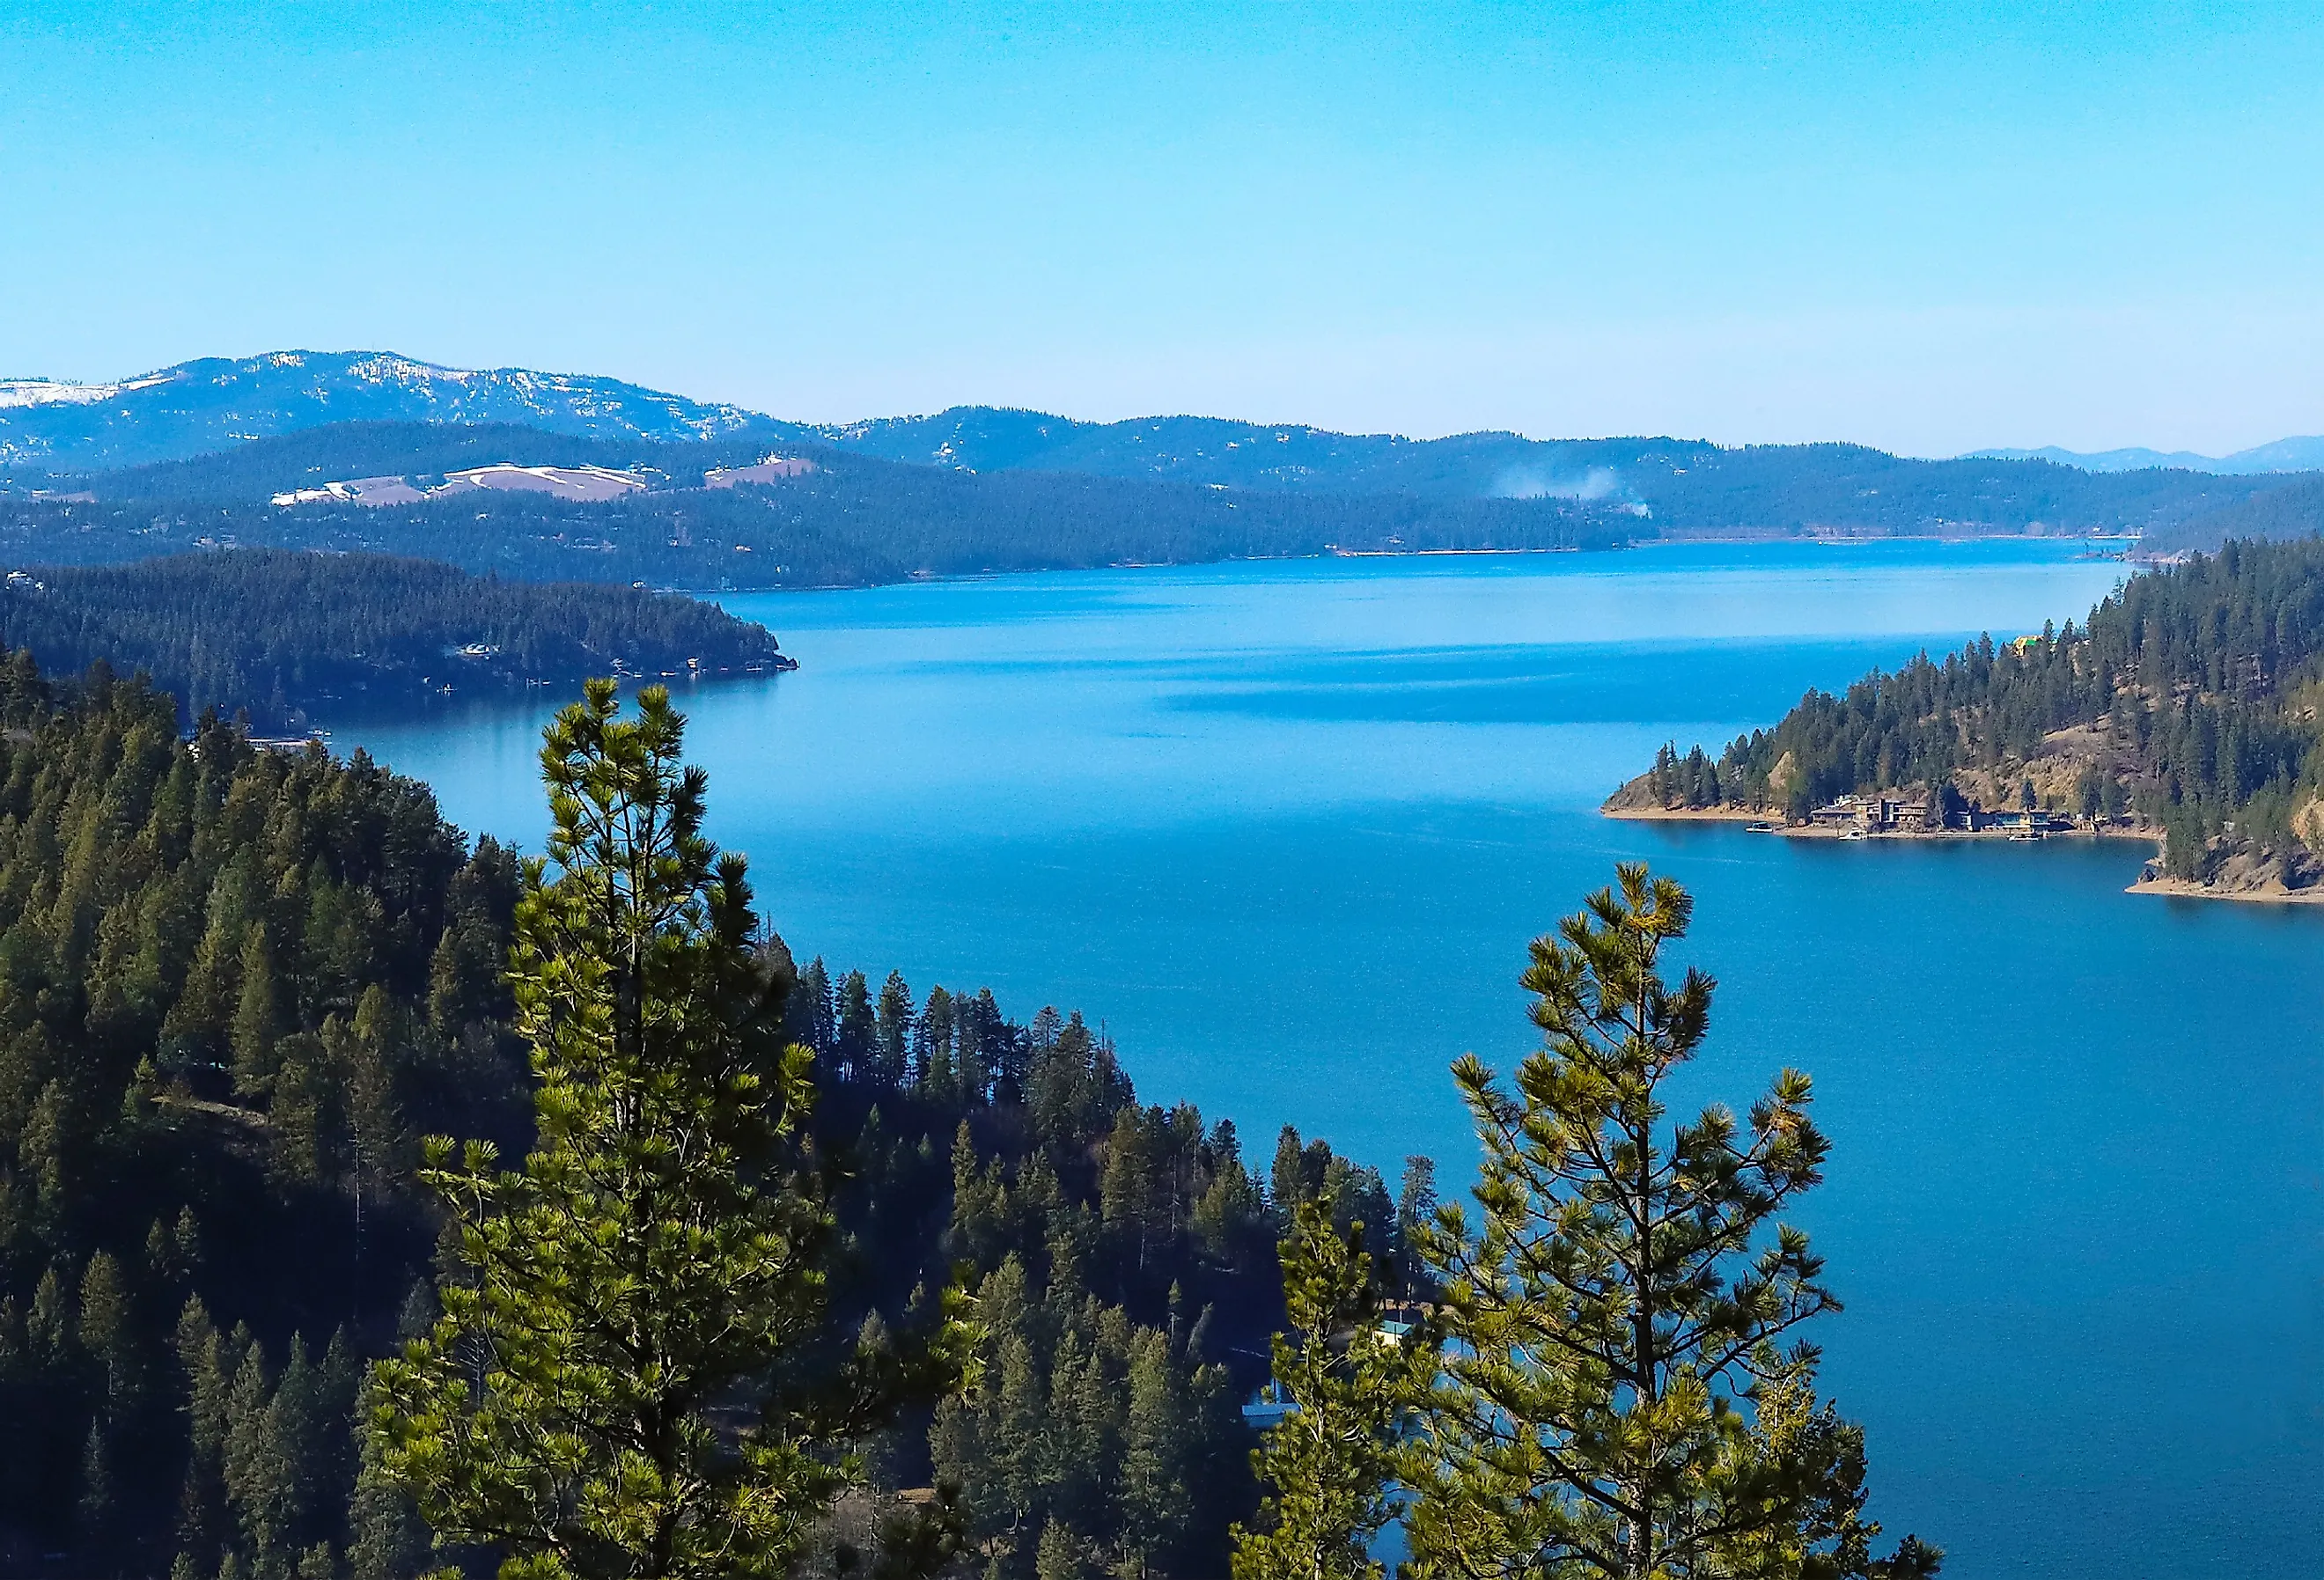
left=0, top=658, right=529, bottom=1577
left=4, top=434, right=1630, bottom=591
left=2141, top=474, right=2324, bottom=555
left=0, top=649, right=1423, bottom=1580
left=1612, top=536, right=2324, bottom=891
left=4, top=416, right=2293, bottom=600
left=9, top=359, right=2310, bottom=548
left=0, top=551, right=791, bottom=732
left=810, top=410, right=2289, bottom=532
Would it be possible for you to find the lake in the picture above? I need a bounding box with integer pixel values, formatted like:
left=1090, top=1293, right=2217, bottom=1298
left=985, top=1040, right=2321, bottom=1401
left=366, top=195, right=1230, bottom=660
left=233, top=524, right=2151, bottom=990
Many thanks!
left=338, top=540, right=2324, bottom=1578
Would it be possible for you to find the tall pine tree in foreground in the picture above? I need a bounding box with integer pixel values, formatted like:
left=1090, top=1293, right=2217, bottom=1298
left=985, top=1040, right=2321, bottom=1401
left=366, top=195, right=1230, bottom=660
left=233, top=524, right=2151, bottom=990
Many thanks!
left=371, top=681, right=954, bottom=1580
left=1400, top=863, right=1939, bottom=1580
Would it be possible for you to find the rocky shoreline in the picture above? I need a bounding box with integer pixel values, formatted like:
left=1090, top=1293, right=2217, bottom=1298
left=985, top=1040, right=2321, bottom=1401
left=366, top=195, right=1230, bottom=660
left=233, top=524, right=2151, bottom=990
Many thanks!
left=1603, top=784, right=2324, bottom=905
left=2125, top=876, right=2324, bottom=905
left=1607, top=799, right=2152, bottom=843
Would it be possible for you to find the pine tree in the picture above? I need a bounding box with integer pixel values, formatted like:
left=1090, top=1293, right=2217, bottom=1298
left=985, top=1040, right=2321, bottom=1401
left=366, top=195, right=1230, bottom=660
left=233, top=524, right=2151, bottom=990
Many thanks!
left=78, top=1250, right=136, bottom=1412
left=1270, top=1126, right=1310, bottom=1216
left=346, top=1414, right=429, bottom=1580
left=1393, top=1157, right=1438, bottom=1295
left=1034, top=1518, right=1088, bottom=1580
left=28, top=1264, right=72, bottom=1361
left=794, top=957, right=834, bottom=1055
left=78, top=1419, right=116, bottom=1566
left=174, top=1207, right=205, bottom=1275
left=1118, top=1332, right=1189, bottom=1578
left=872, top=971, right=914, bottom=1090
left=231, top=924, right=280, bottom=1098
left=1231, top=1202, right=1425, bottom=1580
left=223, top=1341, right=285, bottom=1577
left=1402, top=864, right=1939, bottom=1580
left=370, top=681, right=960, bottom=1580
left=258, top=1336, right=322, bottom=1565
left=835, top=969, right=875, bottom=1083
left=176, top=1297, right=233, bottom=1569
left=912, top=985, right=957, bottom=1099
left=1101, top=1107, right=1156, bottom=1268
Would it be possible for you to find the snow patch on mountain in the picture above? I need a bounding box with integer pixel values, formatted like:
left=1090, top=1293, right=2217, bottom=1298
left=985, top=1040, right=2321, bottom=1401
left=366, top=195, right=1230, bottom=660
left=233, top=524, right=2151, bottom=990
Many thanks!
left=0, top=351, right=787, bottom=471
left=0, top=375, right=177, bottom=410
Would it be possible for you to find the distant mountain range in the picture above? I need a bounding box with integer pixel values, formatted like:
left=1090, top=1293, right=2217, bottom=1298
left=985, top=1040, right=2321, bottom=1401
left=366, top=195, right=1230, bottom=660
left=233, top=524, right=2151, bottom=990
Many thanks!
left=12, top=347, right=2317, bottom=490
left=3, top=351, right=2319, bottom=560
left=0, top=350, right=1736, bottom=496
left=1968, top=437, right=2324, bottom=475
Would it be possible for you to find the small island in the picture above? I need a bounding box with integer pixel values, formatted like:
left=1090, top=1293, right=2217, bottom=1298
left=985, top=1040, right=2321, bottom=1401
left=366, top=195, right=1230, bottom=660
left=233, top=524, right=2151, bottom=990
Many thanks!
left=1601, top=537, right=2324, bottom=904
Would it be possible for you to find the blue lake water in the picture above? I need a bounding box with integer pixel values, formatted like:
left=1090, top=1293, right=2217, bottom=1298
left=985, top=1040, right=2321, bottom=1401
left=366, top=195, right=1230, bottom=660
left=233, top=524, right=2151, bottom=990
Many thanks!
left=338, top=540, right=2324, bottom=1577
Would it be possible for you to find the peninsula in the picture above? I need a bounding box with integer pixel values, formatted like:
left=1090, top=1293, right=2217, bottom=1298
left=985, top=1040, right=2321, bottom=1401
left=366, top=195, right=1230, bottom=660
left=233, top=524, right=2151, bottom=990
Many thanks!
left=0, top=549, right=795, bottom=733
left=1601, top=537, right=2324, bottom=903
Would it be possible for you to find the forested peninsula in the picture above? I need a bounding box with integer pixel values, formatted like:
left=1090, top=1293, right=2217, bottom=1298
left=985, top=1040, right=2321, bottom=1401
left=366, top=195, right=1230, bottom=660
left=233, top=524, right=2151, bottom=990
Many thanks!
left=0, top=551, right=791, bottom=732
left=1604, top=537, right=2324, bottom=900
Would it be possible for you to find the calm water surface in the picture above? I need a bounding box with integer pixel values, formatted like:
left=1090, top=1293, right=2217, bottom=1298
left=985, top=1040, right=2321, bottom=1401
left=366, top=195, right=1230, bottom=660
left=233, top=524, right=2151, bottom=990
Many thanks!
left=340, top=541, right=2323, bottom=1577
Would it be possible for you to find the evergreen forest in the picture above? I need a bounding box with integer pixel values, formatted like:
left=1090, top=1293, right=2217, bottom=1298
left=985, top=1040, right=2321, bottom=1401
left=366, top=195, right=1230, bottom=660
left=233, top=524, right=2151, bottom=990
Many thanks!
left=5, top=431, right=1629, bottom=591
left=1626, top=537, right=2324, bottom=880
left=0, top=552, right=789, bottom=733
left=10, top=395, right=2306, bottom=547
left=2142, top=474, right=2324, bottom=554
left=13, top=412, right=2310, bottom=599
left=0, top=653, right=1432, bottom=1580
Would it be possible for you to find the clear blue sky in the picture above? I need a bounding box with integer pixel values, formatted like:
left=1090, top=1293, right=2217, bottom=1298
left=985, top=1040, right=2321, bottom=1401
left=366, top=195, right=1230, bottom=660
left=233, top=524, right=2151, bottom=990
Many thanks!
left=4, top=2, right=2320, bottom=455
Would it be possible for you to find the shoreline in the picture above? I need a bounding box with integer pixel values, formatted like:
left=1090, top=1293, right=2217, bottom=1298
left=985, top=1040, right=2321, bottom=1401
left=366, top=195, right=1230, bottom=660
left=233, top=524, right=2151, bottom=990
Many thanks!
left=1607, top=803, right=2324, bottom=907
left=686, top=530, right=2135, bottom=596
left=2124, top=877, right=2324, bottom=905
left=1604, top=805, right=2155, bottom=843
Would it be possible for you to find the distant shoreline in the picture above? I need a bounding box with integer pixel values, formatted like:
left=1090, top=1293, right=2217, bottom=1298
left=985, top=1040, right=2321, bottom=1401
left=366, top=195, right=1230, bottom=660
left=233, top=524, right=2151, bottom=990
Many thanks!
left=694, top=532, right=2137, bottom=595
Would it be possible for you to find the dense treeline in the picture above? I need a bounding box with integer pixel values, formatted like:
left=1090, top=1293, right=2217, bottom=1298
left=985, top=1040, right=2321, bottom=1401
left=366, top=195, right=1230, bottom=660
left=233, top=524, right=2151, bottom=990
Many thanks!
left=64, top=412, right=2282, bottom=540
left=780, top=958, right=1434, bottom=1579
left=0, top=655, right=526, bottom=1578
left=4, top=446, right=1628, bottom=590
left=0, top=551, right=788, bottom=731
left=822, top=412, right=2283, bottom=533
left=14, top=419, right=2301, bottom=595
left=1636, top=537, right=2324, bottom=878
left=0, top=653, right=1438, bottom=1580
left=2143, top=474, right=2324, bottom=554
left=1638, top=442, right=2269, bottom=536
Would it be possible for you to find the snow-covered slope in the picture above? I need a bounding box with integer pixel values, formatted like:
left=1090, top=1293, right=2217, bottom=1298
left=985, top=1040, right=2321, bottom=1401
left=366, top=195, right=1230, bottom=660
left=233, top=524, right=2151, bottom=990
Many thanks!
left=0, top=351, right=798, bottom=470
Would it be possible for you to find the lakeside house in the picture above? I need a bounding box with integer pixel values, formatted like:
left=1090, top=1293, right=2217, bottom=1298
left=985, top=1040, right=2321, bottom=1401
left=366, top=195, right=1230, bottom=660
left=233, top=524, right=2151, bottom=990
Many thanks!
left=1807, top=793, right=1934, bottom=833
left=1241, top=1303, right=1434, bottom=1429
left=1806, top=792, right=2076, bottom=834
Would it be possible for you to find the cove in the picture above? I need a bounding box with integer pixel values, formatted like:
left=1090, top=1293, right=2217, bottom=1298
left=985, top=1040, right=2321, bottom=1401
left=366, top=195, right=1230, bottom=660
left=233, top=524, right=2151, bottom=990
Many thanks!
left=335, top=540, right=2323, bottom=1578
